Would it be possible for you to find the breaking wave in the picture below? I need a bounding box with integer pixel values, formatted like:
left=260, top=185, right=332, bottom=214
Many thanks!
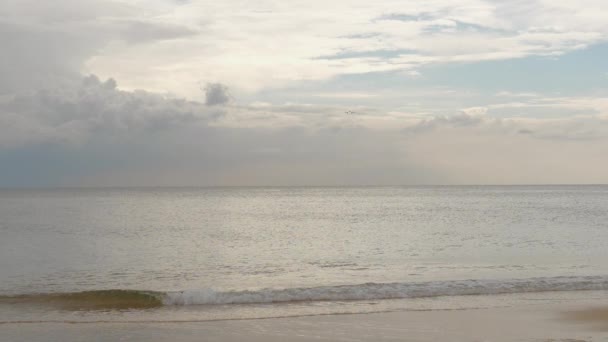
left=164, top=276, right=608, bottom=305
left=2, top=276, right=607, bottom=310
left=0, top=290, right=163, bottom=310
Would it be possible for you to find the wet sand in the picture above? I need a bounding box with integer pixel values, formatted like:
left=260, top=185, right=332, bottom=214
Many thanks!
left=564, top=307, right=608, bottom=333
left=2, top=300, right=608, bottom=342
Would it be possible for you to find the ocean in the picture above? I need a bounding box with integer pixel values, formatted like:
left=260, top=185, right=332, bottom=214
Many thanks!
left=1, top=186, right=608, bottom=324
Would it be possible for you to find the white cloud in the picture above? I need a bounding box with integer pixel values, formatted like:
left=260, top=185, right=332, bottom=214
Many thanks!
left=71, top=0, right=608, bottom=97
left=2, top=0, right=607, bottom=98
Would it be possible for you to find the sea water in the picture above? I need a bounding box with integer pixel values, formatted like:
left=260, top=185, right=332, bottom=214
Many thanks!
left=1, top=186, right=607, bottom=323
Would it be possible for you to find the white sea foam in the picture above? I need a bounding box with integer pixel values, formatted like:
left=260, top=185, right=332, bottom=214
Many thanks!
left=163, top=275, right=608, bottom=306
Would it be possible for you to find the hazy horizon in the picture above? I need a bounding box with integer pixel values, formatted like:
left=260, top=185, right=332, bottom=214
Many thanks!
left=2, top=0, right=608, bottom=187
left=2, top=183, right=608, bottom=191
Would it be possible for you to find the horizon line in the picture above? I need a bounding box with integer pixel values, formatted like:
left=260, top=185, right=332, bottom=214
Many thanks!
left=1, top=183, right=607, bottom=190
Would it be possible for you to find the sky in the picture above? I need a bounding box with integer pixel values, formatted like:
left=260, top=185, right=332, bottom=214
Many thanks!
left=1, top=0, right=608, bottom=186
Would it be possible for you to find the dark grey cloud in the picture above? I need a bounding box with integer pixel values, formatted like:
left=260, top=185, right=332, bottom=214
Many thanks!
left=0, top=81, right=438, bottom=186
left=204, top=83, right=231, bottom=106
left=0, top=74, right=441, bottom=186
left=0, top=75, right=213, bottom=147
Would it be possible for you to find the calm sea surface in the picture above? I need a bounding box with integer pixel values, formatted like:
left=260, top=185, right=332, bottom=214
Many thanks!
left=1, top=186, right=608, bottom=322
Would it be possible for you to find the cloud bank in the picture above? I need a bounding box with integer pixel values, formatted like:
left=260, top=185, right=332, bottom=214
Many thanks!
left=1, top=0, right=608, bottom=186
left=2, top=75, right=608, bottom=186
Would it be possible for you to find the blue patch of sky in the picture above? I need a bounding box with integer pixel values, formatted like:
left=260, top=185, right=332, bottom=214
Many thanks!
left=311, top=42, right=608, bottom=95
left=417, top=42, right=608, bottom=94
left=247, top=42, right=607, bottom=116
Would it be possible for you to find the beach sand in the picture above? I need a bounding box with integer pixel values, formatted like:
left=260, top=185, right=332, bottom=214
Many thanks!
left=564, top=307, right=608, bottom=333
left=2, top=300, right=607, bottom=342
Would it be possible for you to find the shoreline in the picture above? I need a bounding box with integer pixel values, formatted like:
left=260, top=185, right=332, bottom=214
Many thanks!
left=2, top=298, right=607, bottom=341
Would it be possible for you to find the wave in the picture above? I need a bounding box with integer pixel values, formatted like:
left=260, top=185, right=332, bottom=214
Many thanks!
left=0, top=290, right=163, bottom=309
left=164, top=276, right=608, bottom=305
left=2, top=276, right=608, bottom=310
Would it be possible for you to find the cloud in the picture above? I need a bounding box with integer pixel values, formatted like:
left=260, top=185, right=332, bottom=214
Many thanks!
left=1, top=75, right=608, bottom=186
left=0, top=78, right=437, bottom=186
left=510, top=116, right=608, bottom=141
left=0, top=75, right=213, bottom=148
left=204, top=83, right=231, bottom=106
left=78, top=0, right=608, bottom=96
left=375, top=12, right=436, bottom=22
left=2, top=0, right=608, bottom=186
left=404, top=107, right=489, bottom=132
left=0, top=20, right=101, bottom=94
left=119, top=20, right=199, bottom=45
left=0, top=0, right=199, bottom=95
left=400, top=103, right=608, bottom=145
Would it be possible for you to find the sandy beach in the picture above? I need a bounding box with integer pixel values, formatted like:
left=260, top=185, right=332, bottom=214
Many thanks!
left=3, top=299, right=607, bottom=342
left=565, top=307, right=608, bottom=333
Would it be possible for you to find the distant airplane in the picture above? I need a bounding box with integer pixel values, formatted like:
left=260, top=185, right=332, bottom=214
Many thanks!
left=345, top=110, right=356, bottom=115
